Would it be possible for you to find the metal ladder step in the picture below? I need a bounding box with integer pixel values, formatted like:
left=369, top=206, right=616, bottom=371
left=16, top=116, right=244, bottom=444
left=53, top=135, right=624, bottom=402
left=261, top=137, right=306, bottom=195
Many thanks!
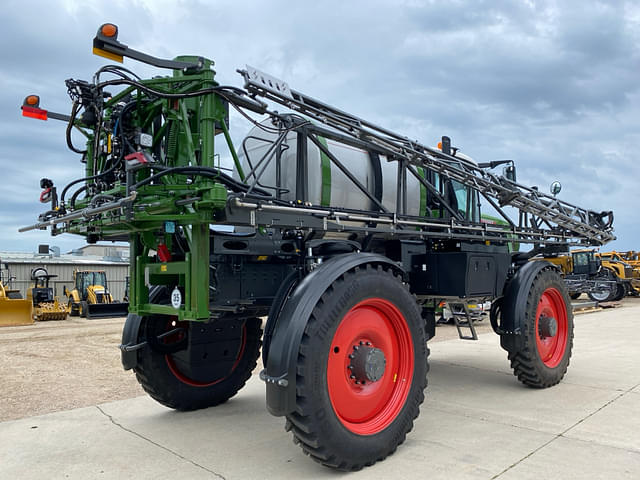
left=448, top=303, right=478, bottom=341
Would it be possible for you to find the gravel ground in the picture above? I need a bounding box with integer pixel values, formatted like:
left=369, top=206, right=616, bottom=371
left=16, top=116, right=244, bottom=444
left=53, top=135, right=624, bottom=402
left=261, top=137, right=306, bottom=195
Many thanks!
left=0, top=317, right=143, bottom=422
left=0, top=312, right=493, bottom=422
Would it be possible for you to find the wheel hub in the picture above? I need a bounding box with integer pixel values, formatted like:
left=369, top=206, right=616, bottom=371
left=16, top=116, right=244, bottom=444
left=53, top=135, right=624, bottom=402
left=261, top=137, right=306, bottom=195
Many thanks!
left=348, top=342, right=386, bottom=384
left=538, top=314, right=558, bottom=338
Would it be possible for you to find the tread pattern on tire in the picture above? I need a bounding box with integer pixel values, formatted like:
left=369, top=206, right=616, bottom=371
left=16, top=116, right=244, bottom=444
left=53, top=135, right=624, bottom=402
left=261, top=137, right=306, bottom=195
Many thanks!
left=134, top=317, right=262, bottom=411
left=611, top=283, right=626, bottom=301
left=508, top=267, right=574, bottom=388
left=285, top=264, right=428, bottom=471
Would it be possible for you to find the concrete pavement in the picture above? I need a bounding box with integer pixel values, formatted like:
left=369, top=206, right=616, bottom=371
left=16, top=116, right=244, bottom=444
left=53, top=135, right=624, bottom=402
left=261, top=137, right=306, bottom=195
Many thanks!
left=2, top=303, right=639, bottom=479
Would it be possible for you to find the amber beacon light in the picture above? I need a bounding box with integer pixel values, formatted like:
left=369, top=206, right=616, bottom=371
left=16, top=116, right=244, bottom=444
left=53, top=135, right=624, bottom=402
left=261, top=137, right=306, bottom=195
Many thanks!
left=93, top=23, right=124, bottom=62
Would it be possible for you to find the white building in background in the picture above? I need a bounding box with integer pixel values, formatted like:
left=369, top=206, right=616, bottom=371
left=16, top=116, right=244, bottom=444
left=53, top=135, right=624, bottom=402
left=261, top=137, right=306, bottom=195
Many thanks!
left=71, top=244, right=130, bottom=262
left=0, top=244, right=129, bottom=301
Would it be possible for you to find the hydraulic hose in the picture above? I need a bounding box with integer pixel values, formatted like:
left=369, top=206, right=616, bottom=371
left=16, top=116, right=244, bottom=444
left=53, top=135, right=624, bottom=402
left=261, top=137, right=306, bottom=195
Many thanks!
left=131, top=166, right=272, bottom=197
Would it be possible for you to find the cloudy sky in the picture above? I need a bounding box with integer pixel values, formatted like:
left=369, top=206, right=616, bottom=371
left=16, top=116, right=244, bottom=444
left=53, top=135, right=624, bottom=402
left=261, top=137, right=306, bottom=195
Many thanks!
left=1, top=0, right=638, bottom=253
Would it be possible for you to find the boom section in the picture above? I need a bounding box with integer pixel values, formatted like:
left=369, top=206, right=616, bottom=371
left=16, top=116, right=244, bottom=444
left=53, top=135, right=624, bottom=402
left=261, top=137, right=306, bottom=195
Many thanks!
left=239, top=66, right=614, bottom=246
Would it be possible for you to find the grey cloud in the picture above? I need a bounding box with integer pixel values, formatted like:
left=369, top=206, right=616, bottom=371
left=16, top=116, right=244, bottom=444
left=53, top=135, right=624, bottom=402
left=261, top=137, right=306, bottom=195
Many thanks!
left=0, top=0, right=637, bottom=251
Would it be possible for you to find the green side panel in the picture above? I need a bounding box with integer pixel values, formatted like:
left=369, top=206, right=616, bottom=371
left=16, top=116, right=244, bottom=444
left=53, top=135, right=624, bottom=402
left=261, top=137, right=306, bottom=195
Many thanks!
left=317, top=136, right=332, bottom=207
left=418, top=167, right=427, bottom=217
left=480, top=214, right=520, bottom=252
left=480, top=214, right=508, bottom=226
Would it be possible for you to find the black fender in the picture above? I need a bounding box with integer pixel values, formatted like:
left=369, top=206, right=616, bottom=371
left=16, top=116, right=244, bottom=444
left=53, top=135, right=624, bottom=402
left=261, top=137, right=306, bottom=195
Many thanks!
left=262, top=269, right=300, bottom=365
left=119, top=285, right=168, bottom=370
left=262, top=252, right=404, bottom=417
left=499, top=260, right=557, bottom=353
left=120, top=313, right=143, bottom=370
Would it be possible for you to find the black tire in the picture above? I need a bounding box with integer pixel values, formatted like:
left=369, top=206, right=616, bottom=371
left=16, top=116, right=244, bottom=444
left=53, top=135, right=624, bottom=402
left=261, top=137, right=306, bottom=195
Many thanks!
left=80, top=301, right=88, bottom=318
left=588, top=289, right=612, bottom=302
left=569, top=292, right=581, bottom=300
left=285, top=265, right=428, bottom=471
left=611, top=283, right=626, bottom=301
left=508, top=268, right=574, bottom=388
left=588, top=270, right=617, bottom=302
left=69, top=301, right=79, bottom=317
left=134, top=316, right=262, bottom=411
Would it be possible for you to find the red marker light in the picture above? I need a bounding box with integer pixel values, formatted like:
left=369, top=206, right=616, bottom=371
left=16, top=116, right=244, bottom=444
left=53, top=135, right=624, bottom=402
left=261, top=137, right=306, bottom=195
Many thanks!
left=22, top=105, right=48, bottom=121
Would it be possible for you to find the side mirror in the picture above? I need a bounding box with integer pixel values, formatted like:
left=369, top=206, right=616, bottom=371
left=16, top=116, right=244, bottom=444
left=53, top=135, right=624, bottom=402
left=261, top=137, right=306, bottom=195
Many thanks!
left=503, top=164, right=517, bottom=182
left=550, top=181, right=562, bottom=196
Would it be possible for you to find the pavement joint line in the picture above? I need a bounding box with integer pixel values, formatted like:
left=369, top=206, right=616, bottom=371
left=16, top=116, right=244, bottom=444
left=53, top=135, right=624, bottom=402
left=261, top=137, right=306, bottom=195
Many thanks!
left=95, top=405, right=226, bottom=480
left=556, top=430, right=640, bottom=455
left=490, top=381, right=640, bottom=479
left=559, top=381, right=640, bottom=437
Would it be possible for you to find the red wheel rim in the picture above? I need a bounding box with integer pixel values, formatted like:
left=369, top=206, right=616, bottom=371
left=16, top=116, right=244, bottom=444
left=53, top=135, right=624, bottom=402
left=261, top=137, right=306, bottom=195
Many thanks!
left=535, top=287, right=568, bottom=368
left=165, top=320, right=247, bottom=387
left=327, top=298, right=414, bottom=435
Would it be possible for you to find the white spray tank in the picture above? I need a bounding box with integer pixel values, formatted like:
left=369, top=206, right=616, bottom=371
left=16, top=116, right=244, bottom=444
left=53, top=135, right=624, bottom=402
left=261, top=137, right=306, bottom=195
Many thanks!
left=234, top=117, right=475, bottom=218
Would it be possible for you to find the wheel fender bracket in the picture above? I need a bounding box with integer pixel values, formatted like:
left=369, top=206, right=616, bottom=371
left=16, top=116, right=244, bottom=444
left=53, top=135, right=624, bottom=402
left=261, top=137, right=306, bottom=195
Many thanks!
left=120, top=313, right=144, bottom=370
left=500, top=260, right=556, bottom=352
left=263, top=253, right=404, bottom=417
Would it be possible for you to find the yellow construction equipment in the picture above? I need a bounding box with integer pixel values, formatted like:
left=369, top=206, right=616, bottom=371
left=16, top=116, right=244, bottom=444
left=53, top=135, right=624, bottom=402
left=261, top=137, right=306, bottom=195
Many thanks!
left=597, top=252, right=640, bottom=296
left=0, top=262, right=34, bottom=326
left=536, top=249, right=625, bottom=302
left=617, top=252, right=640, bottom=292
left=598, top=251, right=640, bottom=274
left=27, top=267, right=69, bottom=321
left=618, top=251, right=640, bottom=269
left=65, top=270, right=128, bottom=319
